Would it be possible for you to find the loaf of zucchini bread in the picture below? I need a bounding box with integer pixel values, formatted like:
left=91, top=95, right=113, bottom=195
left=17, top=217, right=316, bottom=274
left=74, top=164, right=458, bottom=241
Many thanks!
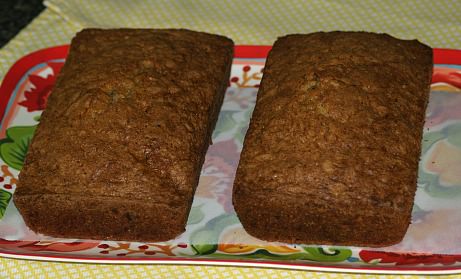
left=233, top=32, right=433, bottom=247
left=14, top=28, right=234, bottom=242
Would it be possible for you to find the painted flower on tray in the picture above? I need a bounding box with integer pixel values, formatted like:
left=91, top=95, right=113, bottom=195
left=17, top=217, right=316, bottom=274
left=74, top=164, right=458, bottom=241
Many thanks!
left=195, top=139, right=240, bottom=212
left=225, top=87, right=258, bottom=110
left=423, top=139, right=461, bottom=187
left=360, top=250, right=461, bottom=265
left=189, top=214, right=352, bottom=262
left=432, top=67, right=461, bottom=90
left=404, top=210, right=461, bottom=252
left=426, top=91, right=461, bottom=128
left=425, top=67, right=461, bottom=128
left=229, top=65, right=262, bottom=88
left=217, top=226, right=300, bottom=254
left=97, top=242, right=182, bottom=256
left=18, top=62, right=64, bottom=112
left=206, top=139, right=240, bottom=168
left=420, top=122, right=461, bottom=197
left=0, top=239, right=99, bottom=252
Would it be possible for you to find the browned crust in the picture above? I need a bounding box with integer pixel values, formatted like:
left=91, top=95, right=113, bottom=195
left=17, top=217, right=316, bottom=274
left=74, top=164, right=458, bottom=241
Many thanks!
left=233, top=32, right=433, bottom=247
left=14, top=28, right=234, bottom=242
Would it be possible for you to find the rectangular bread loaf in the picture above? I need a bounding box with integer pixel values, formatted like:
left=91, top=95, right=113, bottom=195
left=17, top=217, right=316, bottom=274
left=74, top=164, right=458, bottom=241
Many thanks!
left=14, top=29, right=234, bottom=242
left=233, top=32, right=433, bottom=247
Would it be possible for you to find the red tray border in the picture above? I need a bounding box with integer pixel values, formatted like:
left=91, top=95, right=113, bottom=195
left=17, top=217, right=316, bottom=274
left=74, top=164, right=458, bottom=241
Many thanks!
left=1, top=45, right=461, bottom=274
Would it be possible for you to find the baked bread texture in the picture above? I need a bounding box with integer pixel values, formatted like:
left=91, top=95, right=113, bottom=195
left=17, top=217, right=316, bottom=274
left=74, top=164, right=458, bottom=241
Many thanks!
left=232, top=32, right=433, bottom=247
left=14, top=28, right=234, bottom=242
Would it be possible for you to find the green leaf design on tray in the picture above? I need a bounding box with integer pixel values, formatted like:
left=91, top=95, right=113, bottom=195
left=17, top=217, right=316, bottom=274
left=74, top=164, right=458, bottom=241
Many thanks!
left=187, top=204, right=205, bottom=225
left=301, top=247, right=353, bottom=262
left=212, top=111, right=238, bottom=139
left=212, top=247, right=352, bottom=262
left=234, top=109, right=253, bottom=144
left=190, top=213, right=239, bottom=255
left=189, top=212, right=352, bottom=262
left=421, top=130, right=445, bottom=154
left=212, top=108, right=254, bottom=144
left=0, top=189, right=12, bottom=219
left=445, top=122, right=461, bottom=147
left=0, top=125, right=37, bottom=170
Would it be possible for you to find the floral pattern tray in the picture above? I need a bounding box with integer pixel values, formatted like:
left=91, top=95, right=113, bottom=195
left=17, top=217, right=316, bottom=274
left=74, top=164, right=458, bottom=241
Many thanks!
left=0, top=46, right=461, bottom=275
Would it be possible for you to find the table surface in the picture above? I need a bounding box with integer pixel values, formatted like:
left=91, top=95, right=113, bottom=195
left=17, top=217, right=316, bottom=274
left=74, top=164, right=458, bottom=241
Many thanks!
left=0, top=0, right=44, bottom=48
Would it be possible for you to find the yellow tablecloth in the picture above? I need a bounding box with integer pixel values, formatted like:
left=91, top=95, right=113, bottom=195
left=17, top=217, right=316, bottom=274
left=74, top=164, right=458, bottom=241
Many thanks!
left=1, top=0, right=460, bottom=278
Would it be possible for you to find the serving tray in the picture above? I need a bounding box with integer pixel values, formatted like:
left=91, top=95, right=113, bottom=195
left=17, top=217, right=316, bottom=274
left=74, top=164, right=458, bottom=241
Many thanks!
left=0, top=45, right=460, bottom=275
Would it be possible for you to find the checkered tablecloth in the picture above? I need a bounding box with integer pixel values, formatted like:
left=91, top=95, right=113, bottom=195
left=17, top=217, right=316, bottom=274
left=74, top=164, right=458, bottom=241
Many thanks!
left=1, top=0, right=460, bottom=278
